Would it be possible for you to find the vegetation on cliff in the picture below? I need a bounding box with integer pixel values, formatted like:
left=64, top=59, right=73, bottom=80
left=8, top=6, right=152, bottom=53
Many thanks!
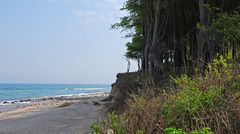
left=92, top=56, right=240, bottom=133
left=92, top=0, right=240, bottom=133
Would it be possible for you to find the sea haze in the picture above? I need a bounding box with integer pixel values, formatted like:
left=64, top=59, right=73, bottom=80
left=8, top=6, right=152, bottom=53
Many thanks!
left=0, top=83, right=111, bottom=102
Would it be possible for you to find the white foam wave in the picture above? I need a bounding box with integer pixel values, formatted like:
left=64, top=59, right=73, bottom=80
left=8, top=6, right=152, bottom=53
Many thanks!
left=0, top=100, right=31, bottom=106
left=65, top=87, right=103, bottom=91
left=0, top=91, right=110, bottom=106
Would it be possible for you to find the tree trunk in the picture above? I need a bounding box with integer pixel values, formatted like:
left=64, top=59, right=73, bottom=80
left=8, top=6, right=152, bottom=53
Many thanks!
left=197, top=0, right=210, bottom=74
left=150, top=0, right=163, bottom=75
left=144, top=0, right=154, bottom=75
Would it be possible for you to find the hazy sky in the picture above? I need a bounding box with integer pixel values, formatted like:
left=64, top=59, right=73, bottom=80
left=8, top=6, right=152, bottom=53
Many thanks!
left=0, top=0, right=137, bottom=84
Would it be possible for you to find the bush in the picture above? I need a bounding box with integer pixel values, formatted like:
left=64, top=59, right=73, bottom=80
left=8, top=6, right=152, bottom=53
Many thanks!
left=90, top=112, right=125, bottom=134
left=161, top=55, right=240, bottom=132
left=91, top=123, right=101, bottom=134
left=165, top=128, right=186, bottom=134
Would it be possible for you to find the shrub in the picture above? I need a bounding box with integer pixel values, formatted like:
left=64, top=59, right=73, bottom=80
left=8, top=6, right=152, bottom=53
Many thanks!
left=91, top=123, right=101, bottom=134
left=165, top=127, right=186, bottom=134
left=190, top=127, right=214, bottom=134
left=90, top=112, right=125, bottom=134
left=160, top=55, right=240, bottom=132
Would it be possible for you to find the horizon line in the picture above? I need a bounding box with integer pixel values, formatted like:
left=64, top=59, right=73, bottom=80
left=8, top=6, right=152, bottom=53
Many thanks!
left=0, top=82, right=111, bottom=85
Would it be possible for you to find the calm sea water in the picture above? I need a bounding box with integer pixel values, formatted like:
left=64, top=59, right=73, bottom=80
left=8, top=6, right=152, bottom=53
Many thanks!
left=0, top=84, right=111, bottom=101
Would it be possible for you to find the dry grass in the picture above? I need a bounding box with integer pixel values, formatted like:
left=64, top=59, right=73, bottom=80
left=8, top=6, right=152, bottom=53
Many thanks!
left=118, top=65, right=240, bottom=133
left=120, top=88, right=240, bottom=134
left=103, top=59, right=240, bottom=134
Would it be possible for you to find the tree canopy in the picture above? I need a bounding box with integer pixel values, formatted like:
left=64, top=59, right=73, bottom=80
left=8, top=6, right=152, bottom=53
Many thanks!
left=113, top=0, right=240, bottom=79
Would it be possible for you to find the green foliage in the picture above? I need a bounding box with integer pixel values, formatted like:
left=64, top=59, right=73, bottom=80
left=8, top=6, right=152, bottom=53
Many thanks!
left=173, top=87, right=220, bottom=116
left=208, top=54, right=232, bottom=80
left=165, top=127, right=214, bottom=134
left=160, top=55, right=240, bottom=131
left=135, top=129, right=145, bottom=134
left=125, top=35, right=143, bottom=60
left=234, top=82, right=240, bottom=91
left=233, top=73, right=240, bottom=91
left=91, top=123, right=101, bottom=134
left=130, top=96, right=147, bottom=108
left=190, top=128, right=214, bottom=134
left=111, top=0, right=144, bottom=61
left=91, top=112, right=125, bottom=134
left=210, top=13, right=240, bottom=45
left=162, top=103, right=171, bottom=119
left=165, top=127, right=186, bottom=134
left=171, top=55, right=234, bottom=112
left=113, top=0, right=240, bottom=76
left=172, top=75, right=195, bottom=90
left=106, top=112, right=125, bottom=134
left=171, top=74, right=222, bottom=116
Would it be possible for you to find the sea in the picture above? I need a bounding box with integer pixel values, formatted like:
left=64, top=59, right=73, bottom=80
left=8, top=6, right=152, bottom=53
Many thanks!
left=0, top=83, right=111, bottom=102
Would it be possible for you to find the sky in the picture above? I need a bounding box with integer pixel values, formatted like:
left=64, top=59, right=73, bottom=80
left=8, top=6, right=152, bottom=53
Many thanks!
left=0, top=0, right=137, bottom=84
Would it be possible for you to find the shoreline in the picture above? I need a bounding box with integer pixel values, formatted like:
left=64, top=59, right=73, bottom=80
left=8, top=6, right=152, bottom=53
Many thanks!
left=0, top=91, right=109, bottom=106
left=0, top=92, right=109, bottom=120
left=0, top=95, right=107, bottom=134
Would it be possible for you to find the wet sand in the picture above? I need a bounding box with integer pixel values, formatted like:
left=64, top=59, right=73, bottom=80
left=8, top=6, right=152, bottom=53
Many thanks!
left=0, top=94, right=108, bottom=134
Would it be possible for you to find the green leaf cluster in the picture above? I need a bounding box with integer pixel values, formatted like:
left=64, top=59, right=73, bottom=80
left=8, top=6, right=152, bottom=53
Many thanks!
left=165, top=127, right=213, bottom=134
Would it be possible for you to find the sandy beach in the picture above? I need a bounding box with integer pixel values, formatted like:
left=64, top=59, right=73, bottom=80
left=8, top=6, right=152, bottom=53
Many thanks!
left=0, top=93, right=108, bottom=134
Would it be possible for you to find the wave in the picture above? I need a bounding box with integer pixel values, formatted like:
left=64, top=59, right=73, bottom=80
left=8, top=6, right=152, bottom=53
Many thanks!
left=0, top=100, right=31, bottom=106
left=0, top=91, right=110, bottom=106
left=64, top=87, right=104, bottom=91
